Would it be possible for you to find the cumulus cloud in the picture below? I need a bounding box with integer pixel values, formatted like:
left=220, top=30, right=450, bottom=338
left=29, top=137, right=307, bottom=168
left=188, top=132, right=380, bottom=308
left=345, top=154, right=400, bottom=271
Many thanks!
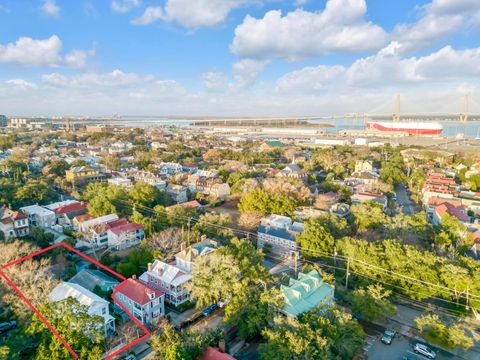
left=0, top=35, right=94, bottom=68
left=42, top=69, right=154, bottom=87
left=275, top=65, right=345, bottom=93
left=393, top=0, right=480, bottom=52
left=0, top=35, right=62, bottom=67
left=131, top=6, right=163, bottom=25
left=231, top=0, right=388, bottom=59
left=111, top=0, right=141, bottom=13
left=63, top=49, right=95, bottom=68
left=202, top=71, right=228, bottom=92
left=41, top=0, right=60, bottom=18
left=344, top=42, right=480, bottom=87
left=5, top=79, right=38, bottom=90
left=232, top=59, right=269, bottom=89
left=132, top=0, right=262, bottom=28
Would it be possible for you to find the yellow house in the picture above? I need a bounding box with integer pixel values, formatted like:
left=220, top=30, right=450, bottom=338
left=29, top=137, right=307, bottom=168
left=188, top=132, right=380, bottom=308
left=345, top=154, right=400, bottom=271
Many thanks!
left=66, top=166, right=105, bottom=185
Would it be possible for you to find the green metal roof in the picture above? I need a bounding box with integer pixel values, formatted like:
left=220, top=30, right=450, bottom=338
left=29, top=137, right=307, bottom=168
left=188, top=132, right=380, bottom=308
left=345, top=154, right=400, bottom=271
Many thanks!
left=265, top=141, right=285, bottom=148
left=280, top=270, right=334, bottom=318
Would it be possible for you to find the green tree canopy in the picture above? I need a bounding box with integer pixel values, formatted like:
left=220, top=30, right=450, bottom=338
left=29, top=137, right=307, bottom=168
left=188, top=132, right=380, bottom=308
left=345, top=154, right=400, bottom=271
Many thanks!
left=27, top=298, right=105, bottom=359
left=260, top=306, right=365, bottom=360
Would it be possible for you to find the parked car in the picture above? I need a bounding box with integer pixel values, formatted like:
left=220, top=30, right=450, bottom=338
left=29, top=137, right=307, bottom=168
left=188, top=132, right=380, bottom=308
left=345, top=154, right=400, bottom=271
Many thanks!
left=414, top=343, right=436, bottom=359
left=0, top=321, right=17, bottom=334
left=381, top=330, right=396, bottom=345
left=202, top=304, right=219, bottom=317
left=124, top=355, right=136, bottom=360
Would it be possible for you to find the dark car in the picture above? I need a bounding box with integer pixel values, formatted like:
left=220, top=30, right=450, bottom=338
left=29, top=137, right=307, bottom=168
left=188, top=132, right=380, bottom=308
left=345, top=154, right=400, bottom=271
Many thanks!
left=0, top=321, right=17, bottom=334
left=381, top=330, right=396, bottom=345
left=202, top=304, right=219, bottom=317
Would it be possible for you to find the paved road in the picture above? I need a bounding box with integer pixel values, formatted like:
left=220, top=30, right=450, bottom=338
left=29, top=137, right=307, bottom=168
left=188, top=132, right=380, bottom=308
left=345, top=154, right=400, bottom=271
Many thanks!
left=395, top=184, right=417, bottom=215
left=367, top=332, right=455, bottom=360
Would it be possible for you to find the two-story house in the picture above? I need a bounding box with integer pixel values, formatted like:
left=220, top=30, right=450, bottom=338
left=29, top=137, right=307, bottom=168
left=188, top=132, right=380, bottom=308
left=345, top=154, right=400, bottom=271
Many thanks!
left=175, top=238, right=218, bottom=273
left=114, top=277, right=164, bottom=325
left=49, top=282, right=115, bottom=335
left=20, top=205, right=56, bottom=229
left=107, top=222, right=145, bottom=250
left=279, top=270, right=334, bottom=318
left=257, top=214, right=304, bottom=258
left=139, top=260, right=191, bottom=306
left=45, top=200, right=88, bottom=227
left=0, top=206, right=29, bottom=240
left=65, top=166, right=105, bottom=186
left=166, top=184, right=188, bottom=203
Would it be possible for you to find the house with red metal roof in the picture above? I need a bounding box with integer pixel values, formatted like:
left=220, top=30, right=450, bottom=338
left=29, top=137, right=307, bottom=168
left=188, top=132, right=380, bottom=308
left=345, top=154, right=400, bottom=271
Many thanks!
left=432, top=202, right=471, bottom=226
left=113, top=277, right=164, bottom=325
left=0, top=206, right=29, bottom=240
left=198, top=346, right=235, bottom=360
left=44, top=200, right=88, bottom=227
left=107, top=221, right=145, bottom=250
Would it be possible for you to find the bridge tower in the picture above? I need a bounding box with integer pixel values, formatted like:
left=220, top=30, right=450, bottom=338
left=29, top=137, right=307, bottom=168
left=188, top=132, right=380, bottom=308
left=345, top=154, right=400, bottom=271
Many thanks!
left=393, top=94, right=401, bottom=121
left=460, top=94, right=469, bottom=122
left=65, top=118, right=71, bottom=132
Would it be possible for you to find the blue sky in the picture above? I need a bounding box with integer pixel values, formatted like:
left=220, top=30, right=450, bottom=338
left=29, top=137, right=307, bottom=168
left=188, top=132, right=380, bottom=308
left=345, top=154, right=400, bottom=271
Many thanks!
left=0, top=0, right=479, bottom=116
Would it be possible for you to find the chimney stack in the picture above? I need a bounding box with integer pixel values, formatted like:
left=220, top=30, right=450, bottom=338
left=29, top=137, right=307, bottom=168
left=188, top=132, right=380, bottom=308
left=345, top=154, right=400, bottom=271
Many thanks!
left=147, top=262, right=152, bottom=272
left=218, top=339, right=226, bottom=353
left=132, top=274, right=136, bottom=280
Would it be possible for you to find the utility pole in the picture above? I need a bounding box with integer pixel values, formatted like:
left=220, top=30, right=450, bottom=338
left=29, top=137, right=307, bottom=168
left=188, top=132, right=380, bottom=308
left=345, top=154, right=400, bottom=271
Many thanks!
left=345, top=256, right=350, bottom=290
left=466, top=286, right=470, bottom=311
left=333, top=246, right=337, bottom=279
left=294, top=252, right=298, bottom=277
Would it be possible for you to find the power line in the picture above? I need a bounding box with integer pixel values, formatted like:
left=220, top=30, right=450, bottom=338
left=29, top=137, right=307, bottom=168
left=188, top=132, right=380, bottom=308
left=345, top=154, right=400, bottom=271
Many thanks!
left=106, top=199, right=480, bottom=303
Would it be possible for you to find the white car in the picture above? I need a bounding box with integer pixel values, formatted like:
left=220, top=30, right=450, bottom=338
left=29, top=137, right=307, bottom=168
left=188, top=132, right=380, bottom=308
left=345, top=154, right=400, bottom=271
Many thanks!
left=414, top=343, right=436, bottom=359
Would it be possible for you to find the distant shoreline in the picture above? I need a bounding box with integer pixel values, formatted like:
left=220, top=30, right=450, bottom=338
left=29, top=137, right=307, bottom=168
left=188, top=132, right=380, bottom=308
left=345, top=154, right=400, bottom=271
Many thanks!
left=192, top=119, right=334, bottom=128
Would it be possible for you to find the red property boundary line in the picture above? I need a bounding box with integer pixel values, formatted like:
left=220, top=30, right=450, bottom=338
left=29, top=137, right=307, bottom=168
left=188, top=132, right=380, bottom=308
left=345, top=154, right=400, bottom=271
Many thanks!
left=0, top=242, right=151, bottom=359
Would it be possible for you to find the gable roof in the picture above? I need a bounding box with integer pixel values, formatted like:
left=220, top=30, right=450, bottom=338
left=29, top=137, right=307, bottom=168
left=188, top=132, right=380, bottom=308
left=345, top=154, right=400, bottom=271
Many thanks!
left=53, top=202, right=88, bottom=215
left=108, top=222, right=143, bottom=235
left=280, top=270, right=334, bottom=318
left=176, top=239, right=218, bottom=262
left=69, top=269, right=120, bottom=292
left=145, top=260, right=191, bottom=287
left=115, top=278, right=162, bottom=306
left=49, top=282, right=108, bottom=311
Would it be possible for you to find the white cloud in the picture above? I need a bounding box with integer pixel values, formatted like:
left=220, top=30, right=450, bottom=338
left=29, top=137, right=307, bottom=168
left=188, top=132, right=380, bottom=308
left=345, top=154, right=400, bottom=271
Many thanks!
left=132, top=0, right=262, bottom=28
left=202, top=71, right=228, bottom=92
left=111, top=0, right=141, bottom=14
left=131, top=6, right=163, bottom=25
left=232, top=59, right=269, bottom=89
left=0, top=35, right=62, bottom=67
left=393, top=0, right=480, bottom=52
left=63, top=49, right=95, bottom=68
left=42, top=70, right=153, bottom=87
left=231, top=0, right=388, bottom=59
left=0, top=35, right=95, bottom=68
left=345, top=42, right=480, bottom=86
left=5, top=79, right=38, bottom=90
left=275, top=65, right=345, bottom=93
left=41, top=0, right=60, bottom=18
